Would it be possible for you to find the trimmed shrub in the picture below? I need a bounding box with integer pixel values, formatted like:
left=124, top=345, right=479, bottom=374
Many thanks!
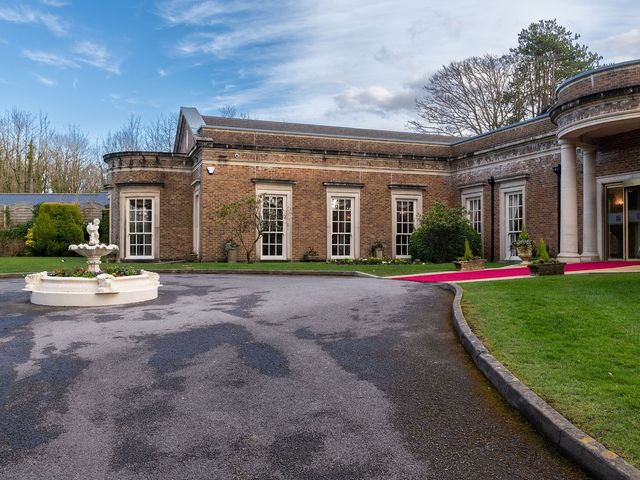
left=538, top=238, right=551, bottom=262
left=409, top=200, right=482, bottom=263
left=99, top=208, right=110, bottom=244
left=32, top=203, right=84, bottom=256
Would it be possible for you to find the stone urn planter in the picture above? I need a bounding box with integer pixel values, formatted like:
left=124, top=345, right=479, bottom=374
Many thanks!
left=516, top=244, right=533, bottom=263
left=226, top=248, right=237, bottom=263
left=528, top=262, right=565, bottom=276
left=453, top=259, right=486, bottom=272
left=371, top=241, right=384, bottom=259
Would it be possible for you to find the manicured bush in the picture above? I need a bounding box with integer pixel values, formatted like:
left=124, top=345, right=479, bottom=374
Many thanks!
left=537, top=238, right=551, bottom=262
left=99, top=208, right=110, bottom=244
left=463, top=238, right=473, bottom=261
left=32, top=203, right=84, bottom=256
left=409, top=200, right=482, bottom=263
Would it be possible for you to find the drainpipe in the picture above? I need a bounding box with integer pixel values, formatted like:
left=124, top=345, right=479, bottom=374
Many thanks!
left=553, top=164, right=561, bottom=254
left=487, top=176, right=496, bottom=262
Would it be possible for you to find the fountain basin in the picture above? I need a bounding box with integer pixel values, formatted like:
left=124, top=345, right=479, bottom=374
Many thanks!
left=24, top=270, right=161, bottom=307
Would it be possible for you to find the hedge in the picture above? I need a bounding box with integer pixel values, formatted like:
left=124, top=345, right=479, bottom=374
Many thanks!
left=31, top=203, right=84, bottom=256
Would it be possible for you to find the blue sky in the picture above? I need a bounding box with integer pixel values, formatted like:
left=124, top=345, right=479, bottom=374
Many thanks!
left=1, top=0, right=639, bottom=141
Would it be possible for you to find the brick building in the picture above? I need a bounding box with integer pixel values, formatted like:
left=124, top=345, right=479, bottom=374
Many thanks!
left=104, top=60, right=640, bottom=263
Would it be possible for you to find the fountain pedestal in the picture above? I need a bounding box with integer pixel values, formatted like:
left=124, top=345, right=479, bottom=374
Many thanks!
left=68, top=243, right=119, bottom=273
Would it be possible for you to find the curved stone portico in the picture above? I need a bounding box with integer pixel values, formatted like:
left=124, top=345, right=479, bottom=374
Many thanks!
left=551, top=59, right=640, bottom=262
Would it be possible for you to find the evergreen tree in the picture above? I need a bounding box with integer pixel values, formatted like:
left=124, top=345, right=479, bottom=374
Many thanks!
left=510, top=19, right=602, bottom=117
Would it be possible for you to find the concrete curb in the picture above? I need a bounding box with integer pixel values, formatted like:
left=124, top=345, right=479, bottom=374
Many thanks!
left=0, top=269, right=381, bottom=280
left=439, top=282, right=640, bottom=480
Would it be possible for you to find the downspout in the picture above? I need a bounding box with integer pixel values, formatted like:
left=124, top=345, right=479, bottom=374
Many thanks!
left=488, top=176, right=496, bottom=262
left=553, top=164, right=561, bottom=254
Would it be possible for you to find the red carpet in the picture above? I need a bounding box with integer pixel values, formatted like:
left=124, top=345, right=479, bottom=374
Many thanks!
left=394, top=261, right=640, bottom=283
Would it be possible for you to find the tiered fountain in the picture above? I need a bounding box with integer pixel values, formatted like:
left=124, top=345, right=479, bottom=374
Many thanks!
left=24, top=219, right=160, bottom=306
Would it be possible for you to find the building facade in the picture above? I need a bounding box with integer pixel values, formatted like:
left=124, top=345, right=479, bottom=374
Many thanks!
left=104, top=60, right=640, bottom=263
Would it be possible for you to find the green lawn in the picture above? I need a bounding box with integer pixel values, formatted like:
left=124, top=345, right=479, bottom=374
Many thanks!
left=0, top=256, right=506, bottom=277
left=462, top=274, right=640, bottom=466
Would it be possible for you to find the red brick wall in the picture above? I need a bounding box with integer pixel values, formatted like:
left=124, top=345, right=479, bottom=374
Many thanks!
left=452, top=136, right=562, bottom=258
left=197, top=148, right=451, bottom=261
left=106, top=153, right=193, bottom=261
left=104, top=117, right=640, bottom=263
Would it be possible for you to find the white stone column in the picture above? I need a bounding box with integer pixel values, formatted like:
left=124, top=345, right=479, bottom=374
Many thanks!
left=581, top=145, right=599, bottom=261
left=558, top=140, right=581, bottom=263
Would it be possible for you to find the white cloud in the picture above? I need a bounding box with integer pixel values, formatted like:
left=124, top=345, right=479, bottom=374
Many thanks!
left=35, top=74, right=57, bottom=86
left=22, top=49, right=78, bottom=68
left=174, top=0, right=637, bottom=130
left=40, top=0, right=70, bottom=7
left=22, top=43, right=121, bottom=75
left=602, top=28, right=640, bottom=63
left=72, top=41, right=121, bottom=75
left=109, top=92, right=160, bottom=108
left=157, top=0, right=256, bottom=26
left=158, top=68, right=169, bottom=77
left=0, top=5, right=67, bottom=36
left=332, top=86, right=416, bottom=116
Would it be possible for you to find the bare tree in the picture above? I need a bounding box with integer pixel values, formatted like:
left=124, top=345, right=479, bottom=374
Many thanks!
left=218, top=104, right=250, bottom=119
left=143, top=112, right=178, bottom=151
left=48, top=126, right=103, bottom=193
left=214, top=194, right=288, bottom=263
left=102, top=114, right=144, bottom=153
left=409, top=54, right=518, bottom=136
left=0, top=109, right=52, bottom=193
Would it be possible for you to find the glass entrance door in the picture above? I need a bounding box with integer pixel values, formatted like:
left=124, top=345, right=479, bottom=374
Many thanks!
left=605, top=184, right=640, bottom=260
left=627, top=186, right=640, bottom=259
left=606, top=185, right=624, bottom=259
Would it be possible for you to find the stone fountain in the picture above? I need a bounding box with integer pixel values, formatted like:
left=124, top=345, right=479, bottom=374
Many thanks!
left=68, top=218, right=118, bottom=273
left=24, top=218, right=160, bottom=307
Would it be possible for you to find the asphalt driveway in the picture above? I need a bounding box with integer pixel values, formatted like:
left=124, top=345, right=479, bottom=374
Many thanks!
left=0, top=274, right=586, bottom=479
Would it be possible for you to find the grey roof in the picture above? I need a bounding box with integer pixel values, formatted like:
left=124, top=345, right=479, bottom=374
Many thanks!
left=0, top=192, right=109, bottom=205
left=201, top=115, right=461, bottom=145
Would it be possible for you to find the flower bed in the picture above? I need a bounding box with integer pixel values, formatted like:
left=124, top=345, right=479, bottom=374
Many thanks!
left=49, top=265, right=141, bottom=278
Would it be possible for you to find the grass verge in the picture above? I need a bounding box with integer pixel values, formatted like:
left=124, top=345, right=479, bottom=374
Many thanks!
left=462, top=273, right=640, bottom=466
left=0, top=256, right=506, bottom=277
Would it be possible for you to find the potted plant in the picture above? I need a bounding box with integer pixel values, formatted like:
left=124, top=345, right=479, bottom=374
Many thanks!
left=302, top=247, right=321, bottom=262
left=371, top=240, right=384, bottom=259
left=224, top=240, right=238, bottom=263
left=528, top=239, right=565, bottom=276
left=453, top=238, right=486, bottom=271
left=512, top=224, right=533, bottom=263
left=185, top=251, right=199, bottom=262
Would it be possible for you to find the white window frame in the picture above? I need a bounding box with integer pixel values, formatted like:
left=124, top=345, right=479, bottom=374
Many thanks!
left=255, top=183, right=292, bottom=261
left=326, top=187, right=360, bottom=259
left=391, top=190, right=422, bottom=259
left=193, top=183, right=200, bottom=255
left=461, top=186, right=483, bottom=239
left=499, top=179, right=526, bottom=261
left=119, top=187, right=160, bottom=260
